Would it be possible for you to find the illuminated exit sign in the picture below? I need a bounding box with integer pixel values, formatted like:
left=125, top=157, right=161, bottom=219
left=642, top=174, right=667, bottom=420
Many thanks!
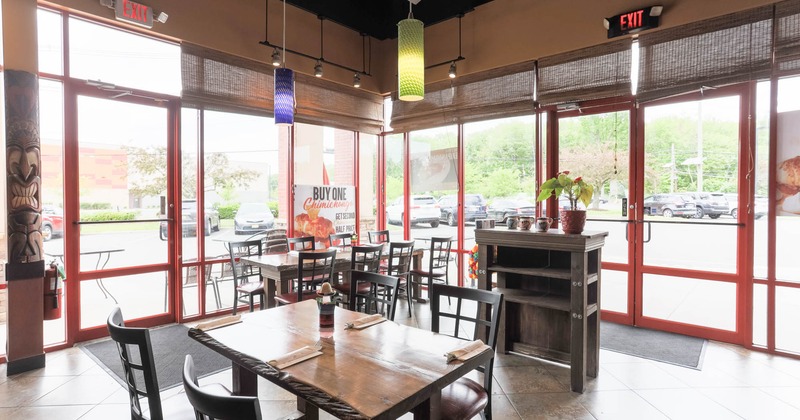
left=115, top=0, right=153, bottom=28
left=605, top=6, right=663, bottom=38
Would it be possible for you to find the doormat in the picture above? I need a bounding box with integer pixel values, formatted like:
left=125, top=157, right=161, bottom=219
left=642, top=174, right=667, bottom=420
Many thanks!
left=600, top=322, right=707, bottom=370
left=81, top=324, right=231, bottom=390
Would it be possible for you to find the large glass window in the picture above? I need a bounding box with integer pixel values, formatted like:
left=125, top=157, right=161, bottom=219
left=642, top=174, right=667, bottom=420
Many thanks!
left=359, top=134, right=379, bottom=236
left=37, top=8, right=63, bottom=75
left=384, top=134, right=405, bottom=240
left=68, top=17, right=180, bottom=95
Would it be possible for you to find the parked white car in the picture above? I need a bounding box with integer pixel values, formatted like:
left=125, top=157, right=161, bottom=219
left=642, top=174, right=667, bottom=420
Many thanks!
left=386, top=195, right=440, bottom=228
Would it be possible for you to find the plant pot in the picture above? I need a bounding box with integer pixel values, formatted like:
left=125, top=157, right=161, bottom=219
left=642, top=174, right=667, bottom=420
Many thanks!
left=559, top=209, right=586, bottom=234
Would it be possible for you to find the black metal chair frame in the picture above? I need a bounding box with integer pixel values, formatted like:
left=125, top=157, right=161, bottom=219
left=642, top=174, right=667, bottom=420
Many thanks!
left=367, top=229, right=390, bottom=244
left=107, top=307, right=164, bottom=420
left=334, top=244, right=383, bottom=306
left=275, top=249, right=337, bottom=305
left=430, top=284, right=503, bottom=420
left=328, top=232, right=353, bottom=250
left=288, top=236, right=316, bottom=251
left=263, top=228, right=289, bottom=254
left=385, top=240, right=415, bottom=317
left=349, top=270, right=401, bottom=321
left=183, top=354, right=262, bottom=420
left=228, top=239, right=264, bottom=315
left=412, top=237, right=453, bottom=303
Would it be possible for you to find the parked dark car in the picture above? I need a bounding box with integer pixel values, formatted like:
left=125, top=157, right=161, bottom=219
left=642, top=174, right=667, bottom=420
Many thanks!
left=487, top=199, right=535, bottom=223
left=234, top=202, right=275, bottom=234
left=438, top=194, right=488, bottom=226
left=684, top=192, right=728, bottom=219
left=643, top=194, right=697, bottom=218
left=159, top=200, right=220, bottom=240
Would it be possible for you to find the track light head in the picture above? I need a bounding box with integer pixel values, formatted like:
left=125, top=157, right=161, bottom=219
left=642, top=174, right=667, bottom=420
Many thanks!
left=353, top=73, right=361, bottom=88
left=271, top=48, right=281, bottom=67
left=449, top=62, right=457, bottom=79
left=314, top=61, right=323, bottom=78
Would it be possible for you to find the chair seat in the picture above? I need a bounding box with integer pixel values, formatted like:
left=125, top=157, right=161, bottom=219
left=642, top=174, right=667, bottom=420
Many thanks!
left=274, top=291, right=318, bottom=306
left=440, top=377, right=489, bottom=420
left=148, top=391, right=196, bottom=420
left=409, top=268, right=446, bottom=278
left=236, top=281, right=264, bottom=294
left=333, top=282, right=371, bottom=295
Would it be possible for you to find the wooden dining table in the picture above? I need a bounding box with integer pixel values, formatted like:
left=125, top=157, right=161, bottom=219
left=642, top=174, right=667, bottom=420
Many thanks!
left=189, top=299, right=493, bottom=419
left=241, top=245, right=424, bottom=308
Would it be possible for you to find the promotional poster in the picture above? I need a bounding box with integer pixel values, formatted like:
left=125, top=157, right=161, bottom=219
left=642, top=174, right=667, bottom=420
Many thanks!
left=293, top=185, right=356, bottom=248
left=411, top=147, right=458, bottom=193
left=778, top=110, right=800, bottom=216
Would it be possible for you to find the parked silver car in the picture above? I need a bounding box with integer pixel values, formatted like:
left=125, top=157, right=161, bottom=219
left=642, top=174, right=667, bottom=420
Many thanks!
left=386, top=195, right=440, bottom=227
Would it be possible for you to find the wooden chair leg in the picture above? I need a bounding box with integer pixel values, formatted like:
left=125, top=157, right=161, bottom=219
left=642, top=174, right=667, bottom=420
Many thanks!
left=248, top=294, right=254, bottom=312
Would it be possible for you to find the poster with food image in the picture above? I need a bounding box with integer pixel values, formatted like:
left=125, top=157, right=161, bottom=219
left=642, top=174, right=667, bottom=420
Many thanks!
left=293, top=185, right=356, bottom=248
left=778, top=110, right=800, bottom=216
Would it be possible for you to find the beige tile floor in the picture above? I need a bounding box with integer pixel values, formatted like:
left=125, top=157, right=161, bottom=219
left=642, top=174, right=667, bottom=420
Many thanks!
left=2, top=302, right=800, bottom=420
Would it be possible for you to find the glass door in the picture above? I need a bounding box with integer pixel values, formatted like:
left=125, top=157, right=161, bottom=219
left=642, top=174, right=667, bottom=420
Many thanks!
left=635, top=86, right=748, bottom=343
left=557, top=107, right=633, bottom=323
left=69, top=91, right=176, bottom=340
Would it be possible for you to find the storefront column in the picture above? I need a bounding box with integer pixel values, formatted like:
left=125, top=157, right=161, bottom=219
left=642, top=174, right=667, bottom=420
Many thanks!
left=3, top=0, right=45, bottom=374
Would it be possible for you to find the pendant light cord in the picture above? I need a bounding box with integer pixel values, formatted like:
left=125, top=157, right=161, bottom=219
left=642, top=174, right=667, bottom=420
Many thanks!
left=282, top=0, right=286, bottom=68
left=408, top=0, right=413, bottom=19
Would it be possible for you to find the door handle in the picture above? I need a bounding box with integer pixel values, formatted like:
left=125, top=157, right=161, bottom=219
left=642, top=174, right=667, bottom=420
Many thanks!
left=643, top=221, right=652, bottom=243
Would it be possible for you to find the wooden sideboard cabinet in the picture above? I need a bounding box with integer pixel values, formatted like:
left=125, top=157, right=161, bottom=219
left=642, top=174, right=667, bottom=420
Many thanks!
left=475, top=228, right=607, bottom=393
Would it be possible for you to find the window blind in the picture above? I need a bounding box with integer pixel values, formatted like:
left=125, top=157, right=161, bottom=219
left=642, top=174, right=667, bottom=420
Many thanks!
left=636, top=5, right=774, bottom=103
left=775, top=0, right=800, bottom=76
left=537, top=39, right=632, bottom=106
left=390, top=61, right=535, bottom=133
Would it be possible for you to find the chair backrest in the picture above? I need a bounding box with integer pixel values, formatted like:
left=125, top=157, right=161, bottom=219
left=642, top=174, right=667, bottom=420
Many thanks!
left=386, top=240, right=414, bottom=277
left=430, top=284, right=504, bottom=401
left=428, top=237, right=453, bottom=274
left=296, top=249, right=337, bottom=300
left=350, top=243, right=383, bottom=272
left=367, top=230, right=390, bottom=244
left=329, top=232, right=353, bottom=250
left=288, top=236, right=316, bottom=251
left=228, top=240, right=263, bottom=284
left=263, top=228, right=289, bottom=254
left=107, top=307, right=162, bottom=420
left=183, top=355, right=262, bottom=420
left=348, top=270, right=401, bottom=321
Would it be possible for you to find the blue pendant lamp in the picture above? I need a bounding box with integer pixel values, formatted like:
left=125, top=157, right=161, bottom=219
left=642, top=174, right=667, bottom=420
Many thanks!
left=398, top=1, right=424, bottom=101
left=274, top=0, right=294, bottom=125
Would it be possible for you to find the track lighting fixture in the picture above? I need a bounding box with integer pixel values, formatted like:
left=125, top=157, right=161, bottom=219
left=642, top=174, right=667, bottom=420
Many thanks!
left=271, top=48, right=281, bottom=67
left=449, top=61, right=457, bottom=79
left=353, top=73, right=361, bottom=88
left=314, top=61, right=324, bottom=78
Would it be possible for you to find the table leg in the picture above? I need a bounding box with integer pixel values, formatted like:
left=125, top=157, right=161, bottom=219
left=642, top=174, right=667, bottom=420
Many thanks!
left=266, top=276, right=277, bottom=308
left=411, top=392, right=441, bottom=420
left=231, top=362, right=257, bottom=396
left=95, top=252, right=118, bottom=304
left=296, top=398, right=319, bottom=419
left=411, top=253, right=427, bottom=303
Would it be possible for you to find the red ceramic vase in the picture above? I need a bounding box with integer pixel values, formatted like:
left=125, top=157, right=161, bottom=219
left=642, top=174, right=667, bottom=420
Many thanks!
left=559, top=209, right=586, bottom=234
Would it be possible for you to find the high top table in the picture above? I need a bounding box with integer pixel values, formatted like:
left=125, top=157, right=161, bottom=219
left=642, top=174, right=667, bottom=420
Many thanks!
left=189, top=300, right=492, bottom=419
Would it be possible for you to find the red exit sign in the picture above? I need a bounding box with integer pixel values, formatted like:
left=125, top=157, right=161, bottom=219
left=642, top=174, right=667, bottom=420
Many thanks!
left=115, top=0, right=153, bottom=28
left=605, top=6, right=662, bottom=38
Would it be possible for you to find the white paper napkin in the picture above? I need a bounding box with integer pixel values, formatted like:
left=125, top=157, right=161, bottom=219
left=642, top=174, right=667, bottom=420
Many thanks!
left=268, top=345, right=323, bottom=369
left=445, top=339, right=490, bottom=363
left=344, top=313, right=386, bottom=330
left=194, top=315, right=242, bottom=332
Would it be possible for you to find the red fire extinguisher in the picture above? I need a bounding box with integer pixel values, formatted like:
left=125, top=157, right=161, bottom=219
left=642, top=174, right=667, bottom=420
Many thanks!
left=44, top=261, right=64, bottom=320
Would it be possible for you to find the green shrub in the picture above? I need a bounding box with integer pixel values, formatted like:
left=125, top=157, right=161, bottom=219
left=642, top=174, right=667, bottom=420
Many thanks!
left=217, top=203, right=240, bottom=219
left=80, top=211, right=137, bottom=222
left=268, top=201, right=278, bottom=217
left=80, top=202, right=112, bottom=210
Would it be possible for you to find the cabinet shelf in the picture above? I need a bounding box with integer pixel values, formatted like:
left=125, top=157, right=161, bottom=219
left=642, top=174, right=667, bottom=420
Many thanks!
left=494, top=287, right=570, bottom=311
left=489, top=265, right=572, bottom=280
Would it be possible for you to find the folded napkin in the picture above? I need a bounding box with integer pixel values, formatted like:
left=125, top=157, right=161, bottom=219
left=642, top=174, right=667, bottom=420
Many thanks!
left=445, top=339, right=490, bottom=363
left=194, top=315, right=242, bottom=332
left=344, top=313, right=386, bottom=330
left=268, top=345, right=323, bottom=370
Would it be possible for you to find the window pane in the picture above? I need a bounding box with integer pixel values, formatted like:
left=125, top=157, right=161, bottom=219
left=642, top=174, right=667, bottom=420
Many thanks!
left=385, top=134, right=405, bottom=239
left=776, top=76, right=800, bottom=282
left=359, top=134, right=378, bottom=236
left=37, top=8, right=63, bottom=75
left=80, top=272, right=167, bottom=329
left=776, top=286, right=800, bottom=353
left=643, top=274, right=736, bottom=331
left=68, top=17, right=180, bottom=95
left=294, top=124, right=354, bottom=186
left=753, top=283, right=767, bottom=347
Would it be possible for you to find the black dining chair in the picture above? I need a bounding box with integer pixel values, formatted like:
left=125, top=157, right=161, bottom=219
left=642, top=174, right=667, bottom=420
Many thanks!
left=333, top=243, right=383, bottom=303
left=367, top=229, right=390, bottom=244
left=107, top=307, right=196, bottom=420
left=228, top=240, right=264, bottom=315
left=348, top=270, right=401, bottom=321
left=274, top=249, right=337, bottom=305
left=385, top=240, right=415, bottom=317
left=183, top=355, right=262, bottom=420
left=263, top=228, right=289, bottom=254
left=328, top=232, right=353, bottom=250
left=430, top=284, right=504, bottom=420
left=410, top=236, right=453, bottom=304
left=288, top=236, right=316, bottom=251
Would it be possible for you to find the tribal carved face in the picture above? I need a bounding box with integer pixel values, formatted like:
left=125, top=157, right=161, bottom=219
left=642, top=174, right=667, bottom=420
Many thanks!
left=6, top=120, right=41, bottom=212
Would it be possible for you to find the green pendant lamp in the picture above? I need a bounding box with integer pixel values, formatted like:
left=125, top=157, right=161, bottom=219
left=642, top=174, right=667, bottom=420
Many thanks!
left=398, top=1, right=424, bottom=101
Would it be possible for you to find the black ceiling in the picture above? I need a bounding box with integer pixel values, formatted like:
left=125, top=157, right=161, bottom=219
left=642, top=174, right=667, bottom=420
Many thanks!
left=284, top=0, right=495, bottom=40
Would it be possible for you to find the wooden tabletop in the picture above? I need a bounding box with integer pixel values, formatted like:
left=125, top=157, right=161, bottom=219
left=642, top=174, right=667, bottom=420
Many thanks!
left=189, top=300, right=492, bottom=419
